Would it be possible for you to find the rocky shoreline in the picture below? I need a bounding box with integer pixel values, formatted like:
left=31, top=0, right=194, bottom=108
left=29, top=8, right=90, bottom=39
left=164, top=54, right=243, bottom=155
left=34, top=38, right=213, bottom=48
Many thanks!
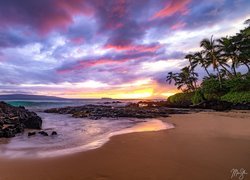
left=1, top=99, right=248, bottom=138
left=44, top=100, right=250, bottom=120
left=0, top=102, right=42, bottom=138
left=44, top=103, right=194, bottom=120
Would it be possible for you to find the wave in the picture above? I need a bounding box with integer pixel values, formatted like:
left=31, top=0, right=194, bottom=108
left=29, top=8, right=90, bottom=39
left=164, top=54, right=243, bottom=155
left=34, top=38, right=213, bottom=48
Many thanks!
left=0, top=112, right=174, bottom=159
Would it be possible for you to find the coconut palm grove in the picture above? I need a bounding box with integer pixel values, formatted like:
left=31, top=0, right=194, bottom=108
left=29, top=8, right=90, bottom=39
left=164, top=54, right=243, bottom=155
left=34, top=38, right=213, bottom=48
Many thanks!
left=166, top=19, right=250, bottom=106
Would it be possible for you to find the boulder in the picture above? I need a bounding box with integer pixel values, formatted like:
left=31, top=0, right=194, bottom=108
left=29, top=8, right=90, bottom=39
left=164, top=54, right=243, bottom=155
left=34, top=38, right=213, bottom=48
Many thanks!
left=2, top=127, right=16, bottom=138
left=0, top=124, right=25, bottom=138
left=39, top=131, right=49, bottom=136
left=51, top=131, right=57, bottom=136
left=14, top=124, right=25, bottom=133
left=0, top=120, right=3, bottom=129
left=28, top=132, right=36, bottom=137
left=21, top=112, right=42, bottom=129
left=0, top=101, right=42, bottom=138
left=0, top=130, right=4, bottom=138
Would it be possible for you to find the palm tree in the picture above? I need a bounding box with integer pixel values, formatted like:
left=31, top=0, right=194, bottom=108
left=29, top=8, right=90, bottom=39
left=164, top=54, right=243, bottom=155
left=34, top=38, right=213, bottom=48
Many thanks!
left=200, top=36, right=233, bottom=85
left=237, top=22, right=250, bottom=73
left=217, top=37, right=239, bottom=76
left=180, top=66, right=198, bottom=91
left=228, top=20, right=250, bottom=74
left=166, top=67, right=198, bottom=92
left=200, top=36, right=223, bottom=83
left=185, top=53, right=197, bottom=70
left=166, top=72, right=183, bottom=91
left=166, top=72, right=176, bottom=85
left=193, top=51, right=211, bottom=77
left=200, top=36, right=218, bottom=69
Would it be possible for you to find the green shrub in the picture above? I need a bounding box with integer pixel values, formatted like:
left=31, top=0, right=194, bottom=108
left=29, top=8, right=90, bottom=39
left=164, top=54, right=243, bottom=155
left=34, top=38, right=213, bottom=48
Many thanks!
left=192, top=90, right=204, bottom=104
left=201, top=77, right=228, bottom=100
left=168, top=92, right=194, bottom=106
left=221, top=91, right=250, bottom=103
left=168, top=75, right=250, bottom=105
left=201, top=77, right=223, bottom=93
left=224, top=75, right=250, bottom=92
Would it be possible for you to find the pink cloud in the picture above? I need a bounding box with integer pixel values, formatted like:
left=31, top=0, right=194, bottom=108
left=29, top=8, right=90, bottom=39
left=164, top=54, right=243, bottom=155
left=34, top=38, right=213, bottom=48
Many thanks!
left=38, top=1, right=94, bottom=35
left=171, top=22, right=187, bottom=30
left=38, top=14, right=73, bottom=35
left=56, top=0, right=93, bottom=15
left=57, top=59, right=123, bottom=74
left=104, top=44, right=162, bottom=53
left=0, top=0, right=94, bottom=36
left=151, top=0, right=191, bottom=19
left=57, top=51, right=148, bottom=74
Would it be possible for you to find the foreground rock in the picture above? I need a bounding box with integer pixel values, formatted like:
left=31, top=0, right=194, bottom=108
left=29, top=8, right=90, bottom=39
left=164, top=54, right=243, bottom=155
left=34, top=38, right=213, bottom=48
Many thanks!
left=38, top=131, right=49, bottom=136
left=0, top=102, right=42, bottom=138
left=51, top=131, right=57, bottom=136
left=44, top=104, right=190, bottom=119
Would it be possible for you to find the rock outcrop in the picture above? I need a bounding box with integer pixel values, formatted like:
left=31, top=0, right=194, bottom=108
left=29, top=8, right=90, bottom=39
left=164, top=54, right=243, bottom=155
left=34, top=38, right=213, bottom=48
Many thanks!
left=191, top=100, right=233, bottom=111
left=44, top=104, right=190, bottom=119
left=0, top=102, right=42, bottom=138
left=232, top=102, right=250, bottom=110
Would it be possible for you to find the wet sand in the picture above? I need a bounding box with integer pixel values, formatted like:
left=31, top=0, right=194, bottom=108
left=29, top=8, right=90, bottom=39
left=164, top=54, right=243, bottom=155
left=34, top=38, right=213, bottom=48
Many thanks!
left=0, top=111, right=250, bottom=180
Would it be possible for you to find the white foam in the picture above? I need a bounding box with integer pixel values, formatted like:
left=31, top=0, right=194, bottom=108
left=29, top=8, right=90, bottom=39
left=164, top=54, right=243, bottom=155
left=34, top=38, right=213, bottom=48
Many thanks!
left=35, top=119, right=174, bottom=158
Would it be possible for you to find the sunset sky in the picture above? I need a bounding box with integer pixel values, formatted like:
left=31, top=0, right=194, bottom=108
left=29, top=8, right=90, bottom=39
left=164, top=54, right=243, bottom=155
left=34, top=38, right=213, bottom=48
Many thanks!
left=0, top=0, right=249, bottom=99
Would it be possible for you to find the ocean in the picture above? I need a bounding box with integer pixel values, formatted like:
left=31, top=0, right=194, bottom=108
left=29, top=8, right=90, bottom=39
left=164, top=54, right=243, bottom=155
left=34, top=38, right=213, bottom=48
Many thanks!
left=0, top=99, right=174, bottom=158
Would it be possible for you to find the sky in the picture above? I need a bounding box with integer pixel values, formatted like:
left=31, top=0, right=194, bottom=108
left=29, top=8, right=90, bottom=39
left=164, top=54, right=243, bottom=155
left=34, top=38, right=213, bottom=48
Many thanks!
left=0, top=0, right=249, bottom=99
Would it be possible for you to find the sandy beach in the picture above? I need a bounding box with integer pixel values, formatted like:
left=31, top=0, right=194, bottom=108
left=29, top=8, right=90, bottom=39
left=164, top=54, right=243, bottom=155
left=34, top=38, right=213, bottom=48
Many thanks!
left=0, top=111, right=250, bottom=180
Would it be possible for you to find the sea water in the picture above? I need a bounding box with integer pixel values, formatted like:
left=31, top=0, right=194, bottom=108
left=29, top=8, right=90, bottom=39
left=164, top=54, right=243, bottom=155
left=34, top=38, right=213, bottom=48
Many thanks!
left=0, top=99, right=174, bottom=158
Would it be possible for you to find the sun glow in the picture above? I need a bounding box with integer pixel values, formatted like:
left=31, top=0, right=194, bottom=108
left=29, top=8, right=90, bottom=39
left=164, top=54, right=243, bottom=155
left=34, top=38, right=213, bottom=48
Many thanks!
left=117, top=88, right=154, bottom=99
left=161, top=92, right=177, bottom=98
left=61, top=88, right=154, bottom=99
left=18, top=77, right=177, bottom=99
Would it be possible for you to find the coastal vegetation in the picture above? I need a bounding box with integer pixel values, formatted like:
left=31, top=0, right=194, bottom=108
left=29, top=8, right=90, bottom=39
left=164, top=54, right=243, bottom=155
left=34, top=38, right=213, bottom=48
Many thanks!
left=166, top=20, right=250, bottom=106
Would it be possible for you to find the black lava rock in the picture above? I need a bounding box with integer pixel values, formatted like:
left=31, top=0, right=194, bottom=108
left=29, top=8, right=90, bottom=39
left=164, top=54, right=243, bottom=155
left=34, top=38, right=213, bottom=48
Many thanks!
left=28, top=132, right=36, bottom=137
left=39, top=131, right=49, bottom=136
left=51, top=131, right=58, bottom=136
left=0, top=101, right=43, bottom=138
left=191, top=100, right=232, bottom=111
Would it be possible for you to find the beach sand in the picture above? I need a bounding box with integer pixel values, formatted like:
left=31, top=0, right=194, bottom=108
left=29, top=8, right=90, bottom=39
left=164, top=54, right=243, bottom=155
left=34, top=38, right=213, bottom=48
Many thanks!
left=0, top=111, right=250, bottom=180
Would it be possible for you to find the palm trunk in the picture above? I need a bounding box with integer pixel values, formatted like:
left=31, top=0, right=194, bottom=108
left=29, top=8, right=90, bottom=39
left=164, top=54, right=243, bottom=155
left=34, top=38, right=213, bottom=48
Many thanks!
left=188, top=81, right=195, bottom=92
left=193, top=81, right=197, bottom=91
left=204, top=67, right=211, bottom=77
left=220, top=63, right=233, bottom=76
left=216, top=67, right=222, bottom=88
left=232, top=63, right=237, bottom=76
